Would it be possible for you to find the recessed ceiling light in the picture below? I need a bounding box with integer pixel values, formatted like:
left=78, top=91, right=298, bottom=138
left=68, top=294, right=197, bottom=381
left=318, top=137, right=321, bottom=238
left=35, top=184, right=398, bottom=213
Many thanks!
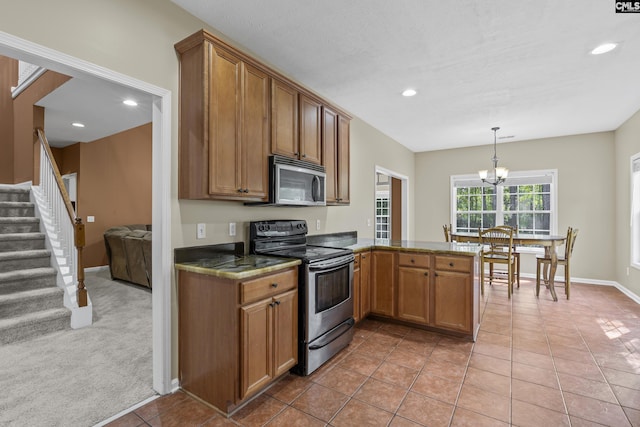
left=123, top=99, right=138, bottom=106
left=72, top=122, right=85, bottom=128
left=402, top=89, right=417, bottom=97
left=591, top=43, right=617, bottom=55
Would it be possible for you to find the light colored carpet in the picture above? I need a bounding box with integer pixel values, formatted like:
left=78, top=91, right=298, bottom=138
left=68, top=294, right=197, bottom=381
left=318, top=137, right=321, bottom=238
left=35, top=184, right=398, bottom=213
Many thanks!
left=0, top=269, right=154, bottom=426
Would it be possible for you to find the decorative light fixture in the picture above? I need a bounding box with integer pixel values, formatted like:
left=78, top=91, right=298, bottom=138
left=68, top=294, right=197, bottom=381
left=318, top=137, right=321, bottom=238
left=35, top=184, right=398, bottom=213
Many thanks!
left=402, top=88, right=417, bottom=97
left=123, top=99, right=138, bottom=106
left=478, top=126, right=508, bottom=186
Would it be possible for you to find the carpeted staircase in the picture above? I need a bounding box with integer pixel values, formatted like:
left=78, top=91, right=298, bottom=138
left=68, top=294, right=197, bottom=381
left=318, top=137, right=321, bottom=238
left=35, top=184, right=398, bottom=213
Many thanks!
left=0, top=185, right=70, bottom=345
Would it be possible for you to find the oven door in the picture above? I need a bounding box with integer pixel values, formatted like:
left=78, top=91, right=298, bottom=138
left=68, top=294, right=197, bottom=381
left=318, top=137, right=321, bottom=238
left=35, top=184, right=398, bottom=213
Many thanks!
left=306, top=254, right=354, bottom=341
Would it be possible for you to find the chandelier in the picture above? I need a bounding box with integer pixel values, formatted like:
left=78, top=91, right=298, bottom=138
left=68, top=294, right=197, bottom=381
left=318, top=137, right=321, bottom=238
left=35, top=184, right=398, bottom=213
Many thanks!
left=478, top=126, right=508, bottom=186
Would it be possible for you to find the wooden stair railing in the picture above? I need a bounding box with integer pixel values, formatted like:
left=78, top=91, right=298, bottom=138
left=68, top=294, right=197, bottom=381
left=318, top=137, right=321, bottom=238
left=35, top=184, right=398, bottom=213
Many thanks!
left=35, top=128, right=87, bottom=307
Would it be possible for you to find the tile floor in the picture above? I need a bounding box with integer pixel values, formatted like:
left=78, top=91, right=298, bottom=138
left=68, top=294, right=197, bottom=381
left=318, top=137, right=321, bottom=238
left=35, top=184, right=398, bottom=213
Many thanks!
left=106, top=279, right=640, bottom=426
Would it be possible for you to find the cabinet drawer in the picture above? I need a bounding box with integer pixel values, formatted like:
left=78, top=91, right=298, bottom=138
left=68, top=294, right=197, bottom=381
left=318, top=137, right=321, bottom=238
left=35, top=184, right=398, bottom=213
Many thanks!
left=241, top=269, right=297, bottom=304
left=435, top=256, right=472, bottom=273
left=398, top=252, right=430, bottom=268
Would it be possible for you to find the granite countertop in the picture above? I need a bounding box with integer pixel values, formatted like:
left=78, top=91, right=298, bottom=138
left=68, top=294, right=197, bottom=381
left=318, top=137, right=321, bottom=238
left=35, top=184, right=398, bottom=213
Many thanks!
left=175, top=254, right=301, bottom=280
left=309, top=233, right=481, bottom=256
left=174, top=242, right=300, bottom=280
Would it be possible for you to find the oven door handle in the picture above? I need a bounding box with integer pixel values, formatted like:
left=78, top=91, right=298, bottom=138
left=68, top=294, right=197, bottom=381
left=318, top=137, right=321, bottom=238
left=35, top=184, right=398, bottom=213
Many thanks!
left=308, top=254, right=354, bottom=271
left=308, top=318, right=355, bottom=350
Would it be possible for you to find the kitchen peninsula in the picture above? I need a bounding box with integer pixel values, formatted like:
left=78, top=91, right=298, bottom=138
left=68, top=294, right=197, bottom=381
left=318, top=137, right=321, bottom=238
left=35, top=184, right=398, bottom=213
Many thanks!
left=309, top=233, right=483, bottom=340
left=174, top=237, right=481, bottom=416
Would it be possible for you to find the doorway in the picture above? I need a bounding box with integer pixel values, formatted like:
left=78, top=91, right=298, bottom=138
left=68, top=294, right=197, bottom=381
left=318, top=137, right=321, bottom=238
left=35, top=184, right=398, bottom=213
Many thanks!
left=375, top=166, right=408, bottom=241
left=0, top=32, right=172, bottom=394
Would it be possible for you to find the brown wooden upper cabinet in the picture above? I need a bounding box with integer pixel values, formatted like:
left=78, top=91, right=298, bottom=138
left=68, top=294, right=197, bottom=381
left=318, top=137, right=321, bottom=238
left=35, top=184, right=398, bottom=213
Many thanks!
left=175, top=29, right=350, bottom=203
left=271, top=81, right=322, bottom=165
left=323, top=107, right=350, bottom=205
left=175, top=32, right=269, bottom=201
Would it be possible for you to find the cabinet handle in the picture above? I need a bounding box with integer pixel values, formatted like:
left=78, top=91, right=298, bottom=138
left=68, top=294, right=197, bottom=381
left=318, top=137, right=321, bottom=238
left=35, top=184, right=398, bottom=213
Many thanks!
left=302, top=154, right=307, bottom=158
left=410, top=259, right=415, bottom=263
left=244, top=189, right=249, bottom=193
left=362, top=255, right=366, bottom=259
left=237, top=188, right=243, bottom=193
left=274, top=300, right=281, bottom=305
left=295, top=152, right=299, bottom=157
left=271, top=283, right=278, bottom=288
left=434, top=272, right=439, bottom=277
left=449, top=262, right=454, bottom=267
left=269, top=302, right=275, bottom=307
left=424, top=272, right=428, bottom=276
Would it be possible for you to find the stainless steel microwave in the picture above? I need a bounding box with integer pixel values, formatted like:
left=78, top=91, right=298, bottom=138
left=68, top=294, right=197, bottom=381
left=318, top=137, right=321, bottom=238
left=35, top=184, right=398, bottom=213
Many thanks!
left=248, top=155, right=326, bottom=206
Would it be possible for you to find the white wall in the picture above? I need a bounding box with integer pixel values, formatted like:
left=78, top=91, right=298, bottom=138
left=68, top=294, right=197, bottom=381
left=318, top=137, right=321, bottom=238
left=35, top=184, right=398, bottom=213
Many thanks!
left=414, top=132, right=617, bottom=282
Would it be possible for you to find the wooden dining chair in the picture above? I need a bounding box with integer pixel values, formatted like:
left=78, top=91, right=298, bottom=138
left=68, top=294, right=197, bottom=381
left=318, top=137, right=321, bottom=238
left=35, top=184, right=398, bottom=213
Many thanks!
left=479, top=227, right=517, bottom=298
left=536, top=227, right=579, bottom=299
left=495, top=225, right=520, bottom=289
left=443, top=224, right=452, bottom=242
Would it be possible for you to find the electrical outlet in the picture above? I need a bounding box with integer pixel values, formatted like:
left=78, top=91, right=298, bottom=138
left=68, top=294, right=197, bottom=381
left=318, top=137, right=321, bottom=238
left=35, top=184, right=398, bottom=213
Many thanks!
left=367, top=218, right=371, bottom=227
left=229, top=222, right=236, bottom=236
left=316, top=219, right=321, bottom=230
left=196, top=223, right=206, bottom=239
left=87, top=216, right=95, bottom=223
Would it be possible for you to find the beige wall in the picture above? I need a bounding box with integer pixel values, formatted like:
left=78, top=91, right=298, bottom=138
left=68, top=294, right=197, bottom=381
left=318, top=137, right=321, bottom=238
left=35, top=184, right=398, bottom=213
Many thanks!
left=415, top=132, right=616, bottom=282
left=615, top=109, right=640, bottom=296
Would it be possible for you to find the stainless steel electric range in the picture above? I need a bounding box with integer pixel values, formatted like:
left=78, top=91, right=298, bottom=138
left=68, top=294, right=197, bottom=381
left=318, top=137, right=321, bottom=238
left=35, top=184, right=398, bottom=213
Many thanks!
left=249, top=220, right=355, bottom=375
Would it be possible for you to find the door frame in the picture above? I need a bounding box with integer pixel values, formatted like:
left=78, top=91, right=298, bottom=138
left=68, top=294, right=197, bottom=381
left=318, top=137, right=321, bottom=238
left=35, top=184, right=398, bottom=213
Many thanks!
left=375, top=165, right=409, bottom=240
left=0, top=30, right=173, bottom=394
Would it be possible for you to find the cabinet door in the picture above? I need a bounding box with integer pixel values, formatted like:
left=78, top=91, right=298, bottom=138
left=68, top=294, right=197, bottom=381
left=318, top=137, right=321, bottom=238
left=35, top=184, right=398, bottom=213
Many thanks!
left=371, top=251, right=395, bottom=317
left=336, top=115, right=350, bottom=204
left=397, top=267, right=429, bottom=325
left=273, top=290, right=298, bottom=376
left=322, top=106, right=338, bottom=203
left=240, top=298, right=273, bottom=400
left=433, top=270, right=472, bottom=333
left=271, top=79, right=299, bottom=159
left=299, top=94, right=322, bottom=164
left=208, top=45, right=242, bottom=196
left=353, top=254, right=361, bottom=323
left=360, top=251, right=371, bottom=317
left=241, top=63, right=270, bottom=199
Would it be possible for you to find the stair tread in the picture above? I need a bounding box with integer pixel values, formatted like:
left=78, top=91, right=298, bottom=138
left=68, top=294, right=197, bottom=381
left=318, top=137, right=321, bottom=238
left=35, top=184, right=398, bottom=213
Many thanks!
left=0, top=217, right=39, bottom=223
left=0, top=249, right=50, bottom=260
left=0, top=307, right=69, bottom=328
left=0, top=267, right=56, bottom=281
left=0, top=286, right=62, bottom=303
left=0, top=186, right=29, bottom=193
left=0, top=201, right=34, bottom=207
left=0, top=232, right=45, bottom=241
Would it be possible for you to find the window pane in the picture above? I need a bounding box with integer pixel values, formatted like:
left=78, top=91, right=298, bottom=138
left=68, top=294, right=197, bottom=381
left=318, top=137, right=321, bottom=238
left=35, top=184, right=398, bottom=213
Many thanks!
left=470, top=213, right=482, bottom=230
left=483, top=213, right=496, bottom=229
left=470, top=195, right=481, bottom=211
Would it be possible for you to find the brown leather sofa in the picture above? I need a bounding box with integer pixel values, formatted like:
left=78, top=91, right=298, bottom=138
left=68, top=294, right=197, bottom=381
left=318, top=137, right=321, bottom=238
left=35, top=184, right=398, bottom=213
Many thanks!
left=104, top=224, right=152, bottom=288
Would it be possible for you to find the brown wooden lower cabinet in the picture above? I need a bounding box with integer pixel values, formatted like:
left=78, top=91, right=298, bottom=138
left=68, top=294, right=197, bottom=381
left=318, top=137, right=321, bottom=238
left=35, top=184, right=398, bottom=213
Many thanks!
left=368, top=250, right=479, bottom=338
left=353, top=250, right=372, bottom=323
left=178, top=267, right=298, bottom=415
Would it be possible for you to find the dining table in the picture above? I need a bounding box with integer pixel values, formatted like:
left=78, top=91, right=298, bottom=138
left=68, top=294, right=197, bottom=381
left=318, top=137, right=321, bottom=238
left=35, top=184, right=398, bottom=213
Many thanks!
left=450, top=231, right=567, bottom=301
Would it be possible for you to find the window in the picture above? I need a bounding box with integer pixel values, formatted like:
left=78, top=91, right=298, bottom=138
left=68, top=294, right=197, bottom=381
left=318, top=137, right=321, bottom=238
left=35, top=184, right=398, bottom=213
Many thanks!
left=375, top=194, right=390, bottom=239
left=451, top=170, right=557, bottom=239
left=632, top=153, right=640, bottom=269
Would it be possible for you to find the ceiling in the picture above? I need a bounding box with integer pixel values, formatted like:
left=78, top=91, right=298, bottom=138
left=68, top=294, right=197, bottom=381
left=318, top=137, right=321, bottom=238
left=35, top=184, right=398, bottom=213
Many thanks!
left=34, top=75, right=153, bottom=148
left=171, top=0, right=640, bottom=152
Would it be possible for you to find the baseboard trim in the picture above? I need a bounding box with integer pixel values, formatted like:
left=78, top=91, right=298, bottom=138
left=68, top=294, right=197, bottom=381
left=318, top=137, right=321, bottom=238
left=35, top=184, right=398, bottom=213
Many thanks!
left=519, top=273, right=640, bottom=304
left=93, top=394, right=160, bottom=427
left=85, top=265, right=109, bottom=273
